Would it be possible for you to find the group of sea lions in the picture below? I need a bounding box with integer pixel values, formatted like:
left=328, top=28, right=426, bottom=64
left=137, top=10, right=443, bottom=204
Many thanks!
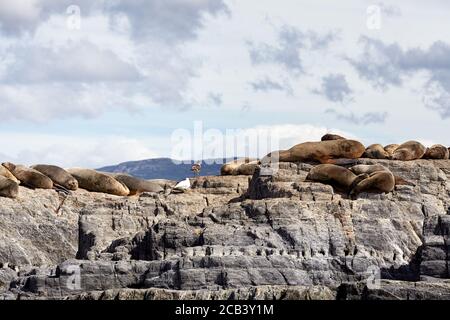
left=220, top=134, right=450, bottom=197
left=0, top=162, right=169, bottom=199
left=1, top=135, right=448, bottom=200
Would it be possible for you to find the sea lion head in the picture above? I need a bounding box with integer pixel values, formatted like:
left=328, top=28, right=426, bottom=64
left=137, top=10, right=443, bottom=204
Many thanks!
left=363, top=144, right=391, bottom=159
left=64, top=177, right=79, bottom=191
left=2, top=162, right=16, bottom=172
left=321, top=134, right=346, bottom=141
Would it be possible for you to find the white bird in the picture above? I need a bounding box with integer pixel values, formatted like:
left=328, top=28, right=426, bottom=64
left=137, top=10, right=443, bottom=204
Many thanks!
left=173, top=178, right=191, bottom=191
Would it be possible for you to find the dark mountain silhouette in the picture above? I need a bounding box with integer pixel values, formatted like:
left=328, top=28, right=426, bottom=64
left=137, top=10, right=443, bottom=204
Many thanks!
left=97, top=157, right=234, bottom=181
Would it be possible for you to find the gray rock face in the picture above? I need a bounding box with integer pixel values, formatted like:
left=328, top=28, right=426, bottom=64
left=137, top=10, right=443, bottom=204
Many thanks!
left=1, top=160, right=450, bottom=300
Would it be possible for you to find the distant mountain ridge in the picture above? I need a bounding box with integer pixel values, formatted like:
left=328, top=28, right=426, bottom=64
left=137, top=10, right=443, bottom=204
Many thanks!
left=97, top=157, right=235, bottom=181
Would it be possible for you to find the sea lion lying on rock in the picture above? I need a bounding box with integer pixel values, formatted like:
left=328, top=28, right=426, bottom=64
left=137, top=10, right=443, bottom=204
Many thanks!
left=263, top=140, right=365, bottom=164
left=349, top=171, right=395, bottom=197
left=305, top=164, right=368, bottom=192
left=221, top=158, right=259, bottom=176
left=108, top=173, right=164, bottom=195
left=31, top=164, right=78, bottom=190
left=67, top=168, right=129, bottom=196
left=363, top=144, right=391, bottom=159
left=423, top=144, right=449, bottom=160
left=237, top=161, right=259, bottom=175
left=0, top=165, right=20, bottom=184
left=321, top=134, right=346, bottom=141
left=392, top=141, right=426, bottom=161
left=349, top=164, right=414, bottom=186
left=0, top=176, right=19, bottom=199
left=2, top=162, right=53, bottom=189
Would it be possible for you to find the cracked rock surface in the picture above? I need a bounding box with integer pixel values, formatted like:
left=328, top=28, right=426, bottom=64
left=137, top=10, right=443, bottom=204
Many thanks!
left=1, top=160, right=450, bottom=300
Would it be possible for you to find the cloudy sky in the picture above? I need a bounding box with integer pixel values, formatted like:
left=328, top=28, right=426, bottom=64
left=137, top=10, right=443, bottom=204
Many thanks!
left=0, top=0, right=449, bottom=168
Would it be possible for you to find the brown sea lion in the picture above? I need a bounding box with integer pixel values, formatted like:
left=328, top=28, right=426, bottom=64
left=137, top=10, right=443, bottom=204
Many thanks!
left=109, top=173, right=164, bottom=195
left=391, top=141, right=426, bottom=161
left=321, top=133, right=346, bottom=141
left=31, top=164, right=78, bottom=190
left=0, top=176, right=19, bottom=199
left=363, top=144, right=391, bottom=159
left=0, top=165, right=20, bottom=184
left=271, top=139, right=365, bottom=164
left=349, top=171, right=395, bottom=197
left=423, top=144, right=449, bottom=160
left=2, top=162, right=53, bottom=189
left=67, top=168, right=129, bottom=196
left=221, top=158, right=258, bottom=175
left=305, top=164, right=368, bottom=191
left=384, top=144, right=399, bottom=156
left=349, top=164, right=414, bottom=186
left=237, top=160, right=259, bottom=175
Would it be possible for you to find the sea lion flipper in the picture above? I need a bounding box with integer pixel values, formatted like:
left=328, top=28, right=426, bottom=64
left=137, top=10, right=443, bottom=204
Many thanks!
left=332, top=158, right=359, bottom=166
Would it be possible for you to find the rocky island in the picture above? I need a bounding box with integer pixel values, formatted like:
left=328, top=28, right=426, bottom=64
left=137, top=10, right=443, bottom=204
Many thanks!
left=1, top=155, right=450, bottom=300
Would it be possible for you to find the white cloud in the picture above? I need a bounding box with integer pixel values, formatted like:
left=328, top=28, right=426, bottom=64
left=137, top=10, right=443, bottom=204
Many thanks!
left=0, top=133, right=158, bottom=168
left=0, top=83, right=149, bottom=122
left=0, top=0, right=42, bottom=34
left=0, top=0, right=230, bottom=122
left=107, top=0, right=229, bottom=43
left=3, top=41, right=141, bottom=83
left=348, top=37, right=450, bottom=118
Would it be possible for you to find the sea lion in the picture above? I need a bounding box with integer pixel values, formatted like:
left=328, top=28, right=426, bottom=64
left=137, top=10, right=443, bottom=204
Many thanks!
left=221, top=158, right=258, bottom=175
left=349, top=171, right=395, bottom=197
left=321, top=134, right=346, bottom=141
left=0, top=176, right=19, bottom=199
left=2, top=162, right=53, bottom=189
left=0, top=165, right=20, bottom=184
left=423, top=144, right=449, bottom=160
left=349, top=164, right=414, bottom=186
left=305, top=164, right=368, bottom=191
left=391, top=141, right=426, bottom=161
left=363, top=144, right=391, bottom=159
left=67, top=168, right=129, bottom=196
left=384, top=144, right=399, bottom=156
left=31, top=164, right=78, bottom=190
left=109, top=173, right=164, bottom=195
left=264, top=140, right=365, bottom=164
left=236, top=160, right=259, bottom=175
